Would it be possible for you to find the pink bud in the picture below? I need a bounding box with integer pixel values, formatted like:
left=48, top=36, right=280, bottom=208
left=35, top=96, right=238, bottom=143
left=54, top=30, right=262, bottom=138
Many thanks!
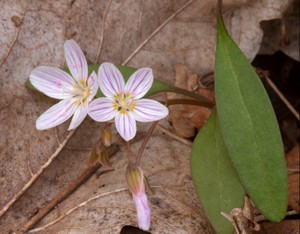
left=132, top=190, right=151, bottom=231
left=126, top=165, right=151, bottom=231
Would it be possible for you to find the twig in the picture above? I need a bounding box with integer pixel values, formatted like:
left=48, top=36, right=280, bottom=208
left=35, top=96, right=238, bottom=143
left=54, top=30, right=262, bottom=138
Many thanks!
left=95, top=0, right=112, bottom=63
left=17, top=144, right=119, bottom=233
left=28, top=188, right=128, bottom=233
left=121, top=0, right=196, bottom=65
left=264, top=77, right=299, bottom=120
left=255, top=210, right=298, bottom=223
left=0, top=5, right=27, bottom=66
left=0, top=129, right=76, bottom=218
left=135, top=121, right=158, bottom=166
left=157, top=124, right=192, bottom=146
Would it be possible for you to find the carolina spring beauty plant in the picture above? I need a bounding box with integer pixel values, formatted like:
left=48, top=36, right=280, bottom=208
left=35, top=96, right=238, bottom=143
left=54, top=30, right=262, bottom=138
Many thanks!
left=29, top=40, right=169, bottom=231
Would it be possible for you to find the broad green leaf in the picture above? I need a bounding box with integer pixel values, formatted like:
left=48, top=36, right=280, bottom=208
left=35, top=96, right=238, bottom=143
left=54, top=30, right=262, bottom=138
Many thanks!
left=25, top=64, right=214, bottom=108
left=191, top=112, right=245, bottom=234
left=214, top=12, right=287, bottom=221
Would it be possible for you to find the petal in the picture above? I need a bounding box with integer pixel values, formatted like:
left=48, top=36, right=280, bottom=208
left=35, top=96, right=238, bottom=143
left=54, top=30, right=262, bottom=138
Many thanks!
left=115, top=112, right=137, bottom=141
left=30, top=66, right=75, bottom=99
left=125, top=68, right=153, bottom=99
left=64, top=39, right=88, bottom=82
left=88, top=98, right=117, bottom=122
left=87, top=71, right=98, bottom=102
left=133, top=191, right=151, bottom=231
left=132, top=99, right=169, bottom=122
left=68, top=103, right=88, bottom=130
left=36, top=99, right=76, bottom=130
left=98, top=62, right=125, bottom=99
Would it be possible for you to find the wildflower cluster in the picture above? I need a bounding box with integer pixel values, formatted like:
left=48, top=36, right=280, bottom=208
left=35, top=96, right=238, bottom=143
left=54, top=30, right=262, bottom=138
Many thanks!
left=30, top=40, right=169, bottom=231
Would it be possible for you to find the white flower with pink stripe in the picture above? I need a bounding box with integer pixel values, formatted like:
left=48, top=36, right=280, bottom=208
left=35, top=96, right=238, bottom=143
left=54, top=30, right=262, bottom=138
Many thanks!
left=30, top=40, right=98, bottom=130
left=88, top=62, right=168, bottom=141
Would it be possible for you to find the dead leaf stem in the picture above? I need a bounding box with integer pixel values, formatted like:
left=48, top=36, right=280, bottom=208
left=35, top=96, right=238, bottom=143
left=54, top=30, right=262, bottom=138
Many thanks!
left=121, top=0, right=195, bottom=65
left=0, top=129, right=76, bottom=218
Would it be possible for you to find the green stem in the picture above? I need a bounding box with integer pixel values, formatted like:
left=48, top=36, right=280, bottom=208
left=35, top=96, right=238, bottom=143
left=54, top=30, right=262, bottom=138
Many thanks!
left=135, top=121, right=159, bottom=166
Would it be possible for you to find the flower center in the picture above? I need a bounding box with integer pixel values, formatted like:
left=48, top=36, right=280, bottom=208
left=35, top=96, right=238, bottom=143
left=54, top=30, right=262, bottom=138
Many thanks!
left=114, top=93, right=135, bottom=114
left=72, top=80, right=91, bottom=105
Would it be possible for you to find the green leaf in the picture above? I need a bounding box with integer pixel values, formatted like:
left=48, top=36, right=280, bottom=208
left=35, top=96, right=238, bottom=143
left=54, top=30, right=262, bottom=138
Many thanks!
left=191, top=112, right=245, bottom=234
left=214, top=12, right=287, bottom=221
left=25, top=64, right=214, bottom=108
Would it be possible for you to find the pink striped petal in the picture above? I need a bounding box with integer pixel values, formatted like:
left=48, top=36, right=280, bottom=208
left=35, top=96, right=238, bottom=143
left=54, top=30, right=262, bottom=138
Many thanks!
left=36, top=99, right=76, bottom=130
left=98, top=62, right=125, bottom=99
left=133, top=191, right=151, bottom=231
left=115, top=112, right=136, bottom=141
left=64, top=40, right=88, bottom=82
left=125, top=68, right=153, bottom=99
left=30, top=66, right=75, bottom=99
left=132, top=99, right=169, bottom=122
left=87, top=71, right=98, bottom=102
left=88, top=98, right=117, bottom=122
left=68, top=103, right=88, bottom=130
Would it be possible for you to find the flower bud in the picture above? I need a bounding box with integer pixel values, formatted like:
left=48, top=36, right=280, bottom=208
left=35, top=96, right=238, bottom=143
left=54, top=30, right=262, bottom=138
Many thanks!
left=89, top=145, right=111, bottom=168
left=126, top=164, right=151, bottom=231
left=101, top=125, right=112, bottom=147
left=126, top=164, right=144, bottom=195
left=98, top=147, right=112, bottom=168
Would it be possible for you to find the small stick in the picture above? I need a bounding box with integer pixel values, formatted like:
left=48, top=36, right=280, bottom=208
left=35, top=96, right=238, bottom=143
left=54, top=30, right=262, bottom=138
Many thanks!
left=95, top=0, right=112, bottom=63
left=17, top=145, right=119, bottom=233
left=264, top=77, right=299, bottom=120
left=0, top=5, right=27, bottom=66
left=28, top=188, right=128, bottom=233
left=255, top=210, right=298, bottom=223
left=157, top=124, right=193, bottom=146
left=121, top=0, right=195, bottom=65
left=0, top=129, right=76, bottom=218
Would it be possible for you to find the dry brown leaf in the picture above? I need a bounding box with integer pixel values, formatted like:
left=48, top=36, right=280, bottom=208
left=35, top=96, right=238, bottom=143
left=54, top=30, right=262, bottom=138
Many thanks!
left=0, top=0, right=297, bottom=233
left=286, top=144, right=299, bottom=169
left=257, top=220, right=300, bottom=234
left=168, top=63, right=214, bottom=138
left=285, top=144, right=300, bottom=212
left=288, top=173, right=300, bottom=213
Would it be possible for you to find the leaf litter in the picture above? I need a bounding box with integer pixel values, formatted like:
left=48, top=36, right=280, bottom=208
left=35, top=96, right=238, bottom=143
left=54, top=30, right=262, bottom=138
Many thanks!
left=0, top=0, right=298, bottom=233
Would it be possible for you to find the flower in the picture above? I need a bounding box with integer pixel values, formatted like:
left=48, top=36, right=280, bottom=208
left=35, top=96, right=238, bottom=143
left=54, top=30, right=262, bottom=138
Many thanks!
left=30, top=39, right=98, bottom=130
left=126, top=165, right=151, bottom=231
left=88, top=62, right=169, bottom=141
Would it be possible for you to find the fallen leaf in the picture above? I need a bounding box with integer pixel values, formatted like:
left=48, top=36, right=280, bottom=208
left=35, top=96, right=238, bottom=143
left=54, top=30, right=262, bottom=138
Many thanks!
left=0, top=0, right=297, bottom=232
left=168, top=64, right=214, bottom=138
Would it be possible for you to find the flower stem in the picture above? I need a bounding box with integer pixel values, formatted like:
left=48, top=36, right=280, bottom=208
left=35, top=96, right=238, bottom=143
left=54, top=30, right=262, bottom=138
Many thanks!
left=135, top=121, right=159, bottom=166
left=126, top=141, right=134, bottom=163
left=166, top=98, right=214, bottom=107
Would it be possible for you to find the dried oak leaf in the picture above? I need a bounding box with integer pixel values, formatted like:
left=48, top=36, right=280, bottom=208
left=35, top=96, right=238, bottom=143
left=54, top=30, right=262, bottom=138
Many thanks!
left=168, top=64, right=214, bottom=138
left=286, top=144, right=300, bottom=213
